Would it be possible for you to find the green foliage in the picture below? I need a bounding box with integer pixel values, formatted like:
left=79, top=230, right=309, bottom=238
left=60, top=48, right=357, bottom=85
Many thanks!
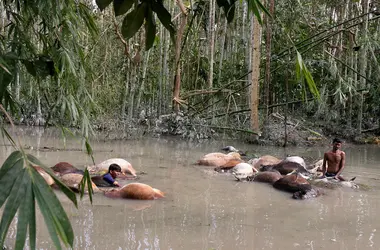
left=0, top=0, right=99, bottom=132
left=246, top=0, right=271, bottom=24
left=113, top=0, right=134, bottom=16
left=295, top=51, right=320, bottom=99
left=99, top=0, right=175, bottom=50
left=96, top=0, right=113, bottom=11
left=0, top=151, right=77, bottom=250
left=122, top=3, right=147, bottom=40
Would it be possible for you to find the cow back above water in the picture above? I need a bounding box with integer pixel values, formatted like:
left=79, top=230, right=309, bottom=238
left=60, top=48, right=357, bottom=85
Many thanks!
left=260, top=161, right=309, bottom=175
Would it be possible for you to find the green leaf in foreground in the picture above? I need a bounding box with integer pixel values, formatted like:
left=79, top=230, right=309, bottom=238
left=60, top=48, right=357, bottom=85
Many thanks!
left=114, top=0, right=134, bottom=16
left=96, top=0, right=113, bottom=11
left=121, top=2, right=147, bottom=40
left=79, top=168, right=94, bottom=203
left=145, top=6, right=157, bottom=51
left=0, top=151, right=78, bottom=250
left=295, top=51, right=320, bottom=99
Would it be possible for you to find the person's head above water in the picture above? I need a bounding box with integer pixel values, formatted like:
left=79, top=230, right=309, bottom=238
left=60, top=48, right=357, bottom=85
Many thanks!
left=109, top=164, right=121, bottom=172
left=108, top=164, right=122, bottom=178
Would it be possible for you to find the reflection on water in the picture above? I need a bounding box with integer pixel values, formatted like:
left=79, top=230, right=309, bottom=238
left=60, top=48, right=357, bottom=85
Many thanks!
left=1, top=126, right=380, bottom=249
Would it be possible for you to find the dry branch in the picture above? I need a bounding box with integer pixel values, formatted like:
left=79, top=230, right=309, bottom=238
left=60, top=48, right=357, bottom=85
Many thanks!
left=192, top=124, right=261, bottom=135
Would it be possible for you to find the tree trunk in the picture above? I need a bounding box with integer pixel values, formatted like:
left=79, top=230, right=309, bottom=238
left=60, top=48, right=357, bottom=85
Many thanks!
left=172, top=3, right=188, bottom=113
left=136, top=50, right=151, bottom=112
left=121, top=63, right=130, bottom=120
left=15, top=61, right=20, bottom=101
left=250, top=17, right=262, bottom=134
left=264, top=0, right=275, bottom=120
left=128, top=64, right=137, bottom=119
left=158, top=25, right=164, bottom=116
left=357, top=0, right=369, bottom=133
left=283, top=68, right=289, bottom=147
left=217, top=18, right=227, bottom=86
left=208, top=0, right=215, bottom=89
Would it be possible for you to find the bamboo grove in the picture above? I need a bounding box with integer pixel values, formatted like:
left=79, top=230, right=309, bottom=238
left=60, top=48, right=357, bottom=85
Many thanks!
left=1, top=0, right=379, bottom=138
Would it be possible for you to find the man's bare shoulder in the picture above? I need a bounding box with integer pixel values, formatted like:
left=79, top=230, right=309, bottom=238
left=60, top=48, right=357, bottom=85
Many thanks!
left=325, top=150, right=334, bottom=156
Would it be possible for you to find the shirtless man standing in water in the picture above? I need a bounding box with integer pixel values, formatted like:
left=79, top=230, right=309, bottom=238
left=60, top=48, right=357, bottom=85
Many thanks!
left=322, top=138, right=346, bottom=181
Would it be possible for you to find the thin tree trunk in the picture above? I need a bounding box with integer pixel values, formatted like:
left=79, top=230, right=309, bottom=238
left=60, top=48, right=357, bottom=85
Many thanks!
left=283, top=69, right=289, bottom=147
left=217, top=18, right=227, bottom=86
left=172, top=2, right=188, bottom=112
left=15, top=61, right=20, bottom=101
left=347, top=2, right=354, bottom=128
left=358, top=0, right=369, bottom=133
left=136, top=50, right=151, bottom=111
left=121, top=63, right=130, bottom=120
left=158, top=25, right=164, bottom=116
left=162, top=27, right=170, bottom=115
left=208, top=0, right=215, bottom=89
left=250, top=17, right=262, bottom=133
left=264, top=0, right=275, bottom=121
left=128, top=65, right=137, bottom=119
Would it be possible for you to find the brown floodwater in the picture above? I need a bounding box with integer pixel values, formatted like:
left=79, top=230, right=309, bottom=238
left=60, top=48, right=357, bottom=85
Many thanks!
left=1, top=126, right=380, bottom=250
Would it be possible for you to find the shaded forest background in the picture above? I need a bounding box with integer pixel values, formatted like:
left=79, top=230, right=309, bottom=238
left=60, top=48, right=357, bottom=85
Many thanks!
left=1, top=0, right=380, bottom=145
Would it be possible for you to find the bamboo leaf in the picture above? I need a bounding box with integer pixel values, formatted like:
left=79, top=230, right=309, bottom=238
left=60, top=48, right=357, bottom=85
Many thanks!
left=113, top=0, right=134, bottom=16
left=151, top=1, right=176, bottom=43
left=26, top=154, right=78, bottom=207
left=0, top=61, right=11, bottom=75
left=28, top=185, right=36, bottom=250
left=0, top=151, right=24, bottom=207
left=31, top=169, right=74, bottom=248
left=121, top=2, right=147, bottom=40
left=80, top=138, right=94, bottom=202
left=145, top=6, right=156, bottom=50
left=32, top=184, right=63, bottom=250
left=255, top=0, right=272, bottom=18
left=250, top=0, right=262, bottom=24
left=84, top=168, right=93, bottom=203
left=246, top=0, right=270, bottom=24
left=15, top=173, right=32, bottom=250
left=96, top=0, right=113, bottom=11
left=303, top=64, right=320, bottom=99
left=0, top=169, right=27, bottom=247
left=295, top=51, right=320, bottom=99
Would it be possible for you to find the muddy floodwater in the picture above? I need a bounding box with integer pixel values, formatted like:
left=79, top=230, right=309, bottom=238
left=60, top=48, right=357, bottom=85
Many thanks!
left=1, top=126, right=380, bottom=250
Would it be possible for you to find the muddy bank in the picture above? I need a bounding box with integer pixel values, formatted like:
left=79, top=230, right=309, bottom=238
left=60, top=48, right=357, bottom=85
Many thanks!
left=91, top=112, right=378, bottom=147
left=14, top=111, right=380, bottom=147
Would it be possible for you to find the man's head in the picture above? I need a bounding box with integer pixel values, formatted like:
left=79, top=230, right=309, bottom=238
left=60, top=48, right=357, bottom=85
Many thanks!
left=332, top=138, right=343, bottom=150
left=109, top=164, right=122, bottom=178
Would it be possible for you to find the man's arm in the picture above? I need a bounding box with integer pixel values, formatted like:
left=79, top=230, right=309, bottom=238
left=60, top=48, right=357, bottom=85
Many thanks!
left=321, top=153, right=328, bottom=177
left=103, top=174, right=120, bottom=187
left=335, top=151, right=346, bottom=178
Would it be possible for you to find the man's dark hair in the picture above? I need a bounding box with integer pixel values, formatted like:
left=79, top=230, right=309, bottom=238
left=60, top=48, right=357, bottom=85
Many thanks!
left=333, top=138, right=343, bottom=143
left=108, top=164, right=121, bottom=173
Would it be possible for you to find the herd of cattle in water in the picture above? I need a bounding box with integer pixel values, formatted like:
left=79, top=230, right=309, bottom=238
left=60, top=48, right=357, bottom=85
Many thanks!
left=32, top=145, right=360, bottom=201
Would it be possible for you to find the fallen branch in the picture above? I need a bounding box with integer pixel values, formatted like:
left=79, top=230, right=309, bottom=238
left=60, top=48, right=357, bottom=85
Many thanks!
left=361, top=127, right=380, bottom=133
left=192, top=124, right=261, bottom=135
left=271, top=113, right=325, bottom=138
left=182, top=89, right=234, bottom=99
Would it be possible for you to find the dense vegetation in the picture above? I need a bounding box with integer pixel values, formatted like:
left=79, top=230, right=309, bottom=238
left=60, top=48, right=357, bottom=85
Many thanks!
left=1, top=0, right=379, bottom=143
left=1, top=0, right=380, bottom=249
